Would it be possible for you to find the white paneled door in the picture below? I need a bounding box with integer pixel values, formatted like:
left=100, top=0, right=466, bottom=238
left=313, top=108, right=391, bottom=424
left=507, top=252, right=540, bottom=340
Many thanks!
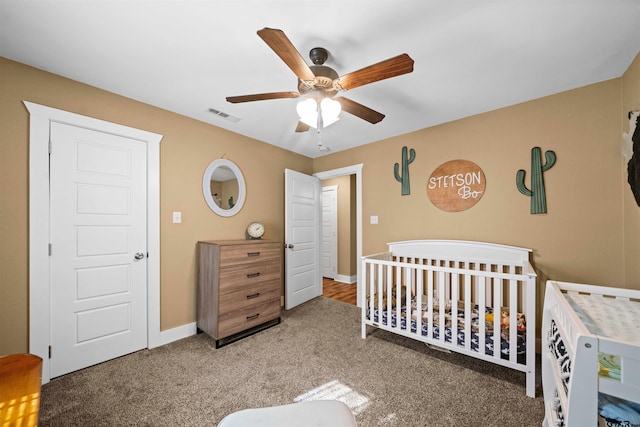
left=321, top=185, right=338, bottom=279
left=49, top=122, right=147, bottom=377
left=284, top=169, right=321, bottom=309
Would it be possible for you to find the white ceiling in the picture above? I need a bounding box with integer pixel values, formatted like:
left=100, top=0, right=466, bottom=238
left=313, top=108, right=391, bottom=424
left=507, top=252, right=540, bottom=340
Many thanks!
left=1, top=1, right=639, bottom=158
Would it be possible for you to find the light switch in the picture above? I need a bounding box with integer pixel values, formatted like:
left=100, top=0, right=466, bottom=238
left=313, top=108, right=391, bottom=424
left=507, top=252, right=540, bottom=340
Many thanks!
left=370, top=215, right=378, bottom=224
left=172, top=211, right=182, bottom=224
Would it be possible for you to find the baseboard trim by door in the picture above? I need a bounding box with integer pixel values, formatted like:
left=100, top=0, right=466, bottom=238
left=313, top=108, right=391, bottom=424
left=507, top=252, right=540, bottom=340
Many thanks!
left=156, top=322, right=198, bottom=348
left=335, top=274, right=357, bottom=284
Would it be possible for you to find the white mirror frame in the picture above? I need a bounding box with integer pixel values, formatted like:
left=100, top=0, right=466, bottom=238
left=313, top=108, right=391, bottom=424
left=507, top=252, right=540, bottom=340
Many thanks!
left=202, top=159, right=246, bottom=217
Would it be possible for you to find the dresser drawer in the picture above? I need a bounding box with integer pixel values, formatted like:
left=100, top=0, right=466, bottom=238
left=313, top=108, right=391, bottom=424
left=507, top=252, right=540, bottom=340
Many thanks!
left=218, top=279, right=280, bottom=314
left=218, top=299, right=281, bottom=338
left=219, top=261, right=280, bottom=292
left=219, top=242, right=281, bottom=267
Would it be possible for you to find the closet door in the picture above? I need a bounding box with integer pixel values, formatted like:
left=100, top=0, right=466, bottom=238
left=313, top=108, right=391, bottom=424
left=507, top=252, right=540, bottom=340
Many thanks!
left=49, top=122, right=148, bottom=377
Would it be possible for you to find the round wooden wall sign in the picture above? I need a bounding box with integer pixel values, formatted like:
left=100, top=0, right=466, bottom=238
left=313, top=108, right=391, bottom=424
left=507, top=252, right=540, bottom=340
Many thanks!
left=427, top=160, right=486, bottom=212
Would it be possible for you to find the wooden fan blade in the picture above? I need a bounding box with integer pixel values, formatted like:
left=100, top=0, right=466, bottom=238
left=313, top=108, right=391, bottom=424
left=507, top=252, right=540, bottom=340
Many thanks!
left=335, top=97, right=385, bottom=124
left=295, top=121, right=310, bottom=132
left=257, top=28, right=316, bottom=83
left=333, top=53, right=414, bottom=91
left=226, top=92, right=300, bottom=103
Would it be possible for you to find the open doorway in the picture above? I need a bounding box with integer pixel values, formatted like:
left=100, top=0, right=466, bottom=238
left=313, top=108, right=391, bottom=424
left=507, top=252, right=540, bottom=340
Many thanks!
left=321, top=179, right=357, bottom=284
left=314, top=164, right=362, bottom=307
left=321, top=179, right=356, bottom=305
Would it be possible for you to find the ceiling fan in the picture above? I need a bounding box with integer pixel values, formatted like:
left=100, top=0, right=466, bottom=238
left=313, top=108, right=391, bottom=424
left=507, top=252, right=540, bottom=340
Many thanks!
left=226, top=28, right=415, bottom=132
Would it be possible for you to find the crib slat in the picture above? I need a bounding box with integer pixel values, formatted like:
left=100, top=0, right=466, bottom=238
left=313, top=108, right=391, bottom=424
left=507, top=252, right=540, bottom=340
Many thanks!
left=396, top=259, right=400, bottom=329
left=493, top=275, right=501, bottom=358
left=386, top=263, right=393, bottom=328
left=509, top=269, right=518, bottom=364
left=486, top=264, right=493, bottom=306
left=451, top=272, right=459, bottom=348
left=401, top=264, right=411, bottom=333
left=427, top=269, right=434, bottom=340
left=368, top=262, right=375, bottom=321
left=464, top=271, right=472, bottom=351
left=444, top=260, right=451, bottom=301
left=438, top=270, right=446, bottom=345
left=478, top=276, right=486, bottom=357
left=416, top=266, right=423, bottom=337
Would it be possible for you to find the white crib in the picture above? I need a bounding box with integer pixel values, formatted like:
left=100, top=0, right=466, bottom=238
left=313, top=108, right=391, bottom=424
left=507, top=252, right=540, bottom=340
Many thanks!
left=542, top=280, right=640, bottom=426
left=361, top=240, right=537, bottom=397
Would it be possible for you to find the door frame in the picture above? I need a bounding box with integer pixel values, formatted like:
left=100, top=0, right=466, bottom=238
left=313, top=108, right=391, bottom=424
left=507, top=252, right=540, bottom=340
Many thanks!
left=25, top=101, right=163, bottom=383
left=314, top=164, right=362, bottom=307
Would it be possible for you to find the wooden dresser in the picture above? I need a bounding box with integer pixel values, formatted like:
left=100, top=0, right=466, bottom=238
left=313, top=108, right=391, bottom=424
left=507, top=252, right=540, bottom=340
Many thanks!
left=197, top=239, right=282, bottom=348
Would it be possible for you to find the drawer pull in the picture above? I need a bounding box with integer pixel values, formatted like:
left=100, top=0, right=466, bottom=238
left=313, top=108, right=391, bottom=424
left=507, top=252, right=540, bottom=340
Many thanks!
left=246, top=313, right=260, bottom=321
left=247, top=252, right=261, bottom=257
left=246, top=292, right=261, bottom=300
left=247, top=272, right=261, bottom=278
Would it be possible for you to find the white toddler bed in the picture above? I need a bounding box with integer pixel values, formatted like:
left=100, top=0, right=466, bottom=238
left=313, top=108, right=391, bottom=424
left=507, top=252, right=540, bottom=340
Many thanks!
left=361, top=240, right=537, bottom=397
left=542, top=280, right=640, bottom=427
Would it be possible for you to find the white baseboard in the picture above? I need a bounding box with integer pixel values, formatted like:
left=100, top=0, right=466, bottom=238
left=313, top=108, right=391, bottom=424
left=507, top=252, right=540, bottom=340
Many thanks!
left=334, top=274, right=357, bottom=284
left=153, top=322, right=197, bottom=348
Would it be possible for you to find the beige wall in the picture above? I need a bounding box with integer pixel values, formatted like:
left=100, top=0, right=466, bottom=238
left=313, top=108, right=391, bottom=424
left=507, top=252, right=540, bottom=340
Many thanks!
left=0, top=57, right=311, bottom=355
left=2, top=51, right=639, bottom=355
left=622, top=52, right=640, bottom=287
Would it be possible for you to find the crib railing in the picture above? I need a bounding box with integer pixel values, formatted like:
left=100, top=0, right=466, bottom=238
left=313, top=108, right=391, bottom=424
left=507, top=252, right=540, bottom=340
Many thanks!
left=361, top=251, right=536, bottom=367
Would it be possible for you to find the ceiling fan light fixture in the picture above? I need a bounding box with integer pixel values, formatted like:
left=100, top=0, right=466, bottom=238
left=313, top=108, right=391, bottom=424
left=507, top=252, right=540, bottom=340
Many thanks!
left=296, top=97, right=341, bottom=129
left=296, top=98, right=317, bottom=127
left=321, top=97, right=341, bottom=126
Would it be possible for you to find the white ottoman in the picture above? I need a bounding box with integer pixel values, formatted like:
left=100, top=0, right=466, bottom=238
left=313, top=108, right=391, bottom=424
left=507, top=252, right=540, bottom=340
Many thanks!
left=217, top=400, right=357, bottom=427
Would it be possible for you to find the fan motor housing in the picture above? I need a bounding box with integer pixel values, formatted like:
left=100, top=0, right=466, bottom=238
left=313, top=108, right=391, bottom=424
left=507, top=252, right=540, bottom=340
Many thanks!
left=298, top=65, right=338, bottom=97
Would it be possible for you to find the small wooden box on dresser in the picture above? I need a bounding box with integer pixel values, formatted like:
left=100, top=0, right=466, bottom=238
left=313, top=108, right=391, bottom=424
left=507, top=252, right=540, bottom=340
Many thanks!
left=197, top=240, right=282, bottom=348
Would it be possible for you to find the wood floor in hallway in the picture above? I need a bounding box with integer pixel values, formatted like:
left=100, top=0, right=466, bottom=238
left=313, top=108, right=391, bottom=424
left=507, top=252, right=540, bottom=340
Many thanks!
left=322, top=277, right=357, bottom=305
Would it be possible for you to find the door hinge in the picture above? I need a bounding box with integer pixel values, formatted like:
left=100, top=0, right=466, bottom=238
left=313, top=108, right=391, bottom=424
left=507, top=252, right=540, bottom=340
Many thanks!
left=48, top=243, right=52, bottom=256
left=48, top=140, right=52, bottom=154
left=48, top=345, right=52, bottom=359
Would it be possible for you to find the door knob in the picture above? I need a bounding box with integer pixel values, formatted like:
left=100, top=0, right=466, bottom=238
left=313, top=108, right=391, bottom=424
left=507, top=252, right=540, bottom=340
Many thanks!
left=134, top=252, right=145, bottom=260
left=286, top=244, right=294, bottom=249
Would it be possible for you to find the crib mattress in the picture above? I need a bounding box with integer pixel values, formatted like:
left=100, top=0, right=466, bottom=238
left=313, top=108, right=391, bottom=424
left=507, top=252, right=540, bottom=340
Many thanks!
left=564, top=293, right=640, bottom=345
left=369, top=307, right=526, bottom=358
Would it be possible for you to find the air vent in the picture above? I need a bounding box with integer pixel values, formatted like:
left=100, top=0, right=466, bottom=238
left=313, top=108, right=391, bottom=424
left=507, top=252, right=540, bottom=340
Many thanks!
left=207, top=108, right=241, bottom=123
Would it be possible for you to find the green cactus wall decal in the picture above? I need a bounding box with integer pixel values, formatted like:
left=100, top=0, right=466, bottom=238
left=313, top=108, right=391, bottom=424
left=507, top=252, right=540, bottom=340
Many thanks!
left=394, top=146, right=416, bottom=195
left=516, top=146, right=556, bottom=214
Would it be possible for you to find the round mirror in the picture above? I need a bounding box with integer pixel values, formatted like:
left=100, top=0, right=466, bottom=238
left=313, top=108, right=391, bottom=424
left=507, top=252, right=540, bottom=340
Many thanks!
left=202, top=159, right=246, bottom=217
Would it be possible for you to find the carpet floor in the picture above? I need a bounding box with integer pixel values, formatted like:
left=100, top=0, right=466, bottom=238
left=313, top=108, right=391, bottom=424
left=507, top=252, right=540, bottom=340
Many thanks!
left=39, top=297, right=545, bottom=426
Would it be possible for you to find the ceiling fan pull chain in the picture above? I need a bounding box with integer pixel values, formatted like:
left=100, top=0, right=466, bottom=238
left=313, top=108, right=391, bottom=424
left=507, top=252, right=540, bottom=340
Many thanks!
left=316, top=103, right=323, bottom=147
left=317, top=101, right=324, bottom=131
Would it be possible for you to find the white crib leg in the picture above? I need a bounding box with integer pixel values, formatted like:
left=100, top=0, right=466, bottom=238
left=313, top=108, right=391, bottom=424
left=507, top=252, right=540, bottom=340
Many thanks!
left=526, top=369, right=535, bottom=398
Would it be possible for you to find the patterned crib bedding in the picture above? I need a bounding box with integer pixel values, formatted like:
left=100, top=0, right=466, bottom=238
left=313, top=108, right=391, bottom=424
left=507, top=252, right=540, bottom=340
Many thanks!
left=368, top=297, right=527, bottom=359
